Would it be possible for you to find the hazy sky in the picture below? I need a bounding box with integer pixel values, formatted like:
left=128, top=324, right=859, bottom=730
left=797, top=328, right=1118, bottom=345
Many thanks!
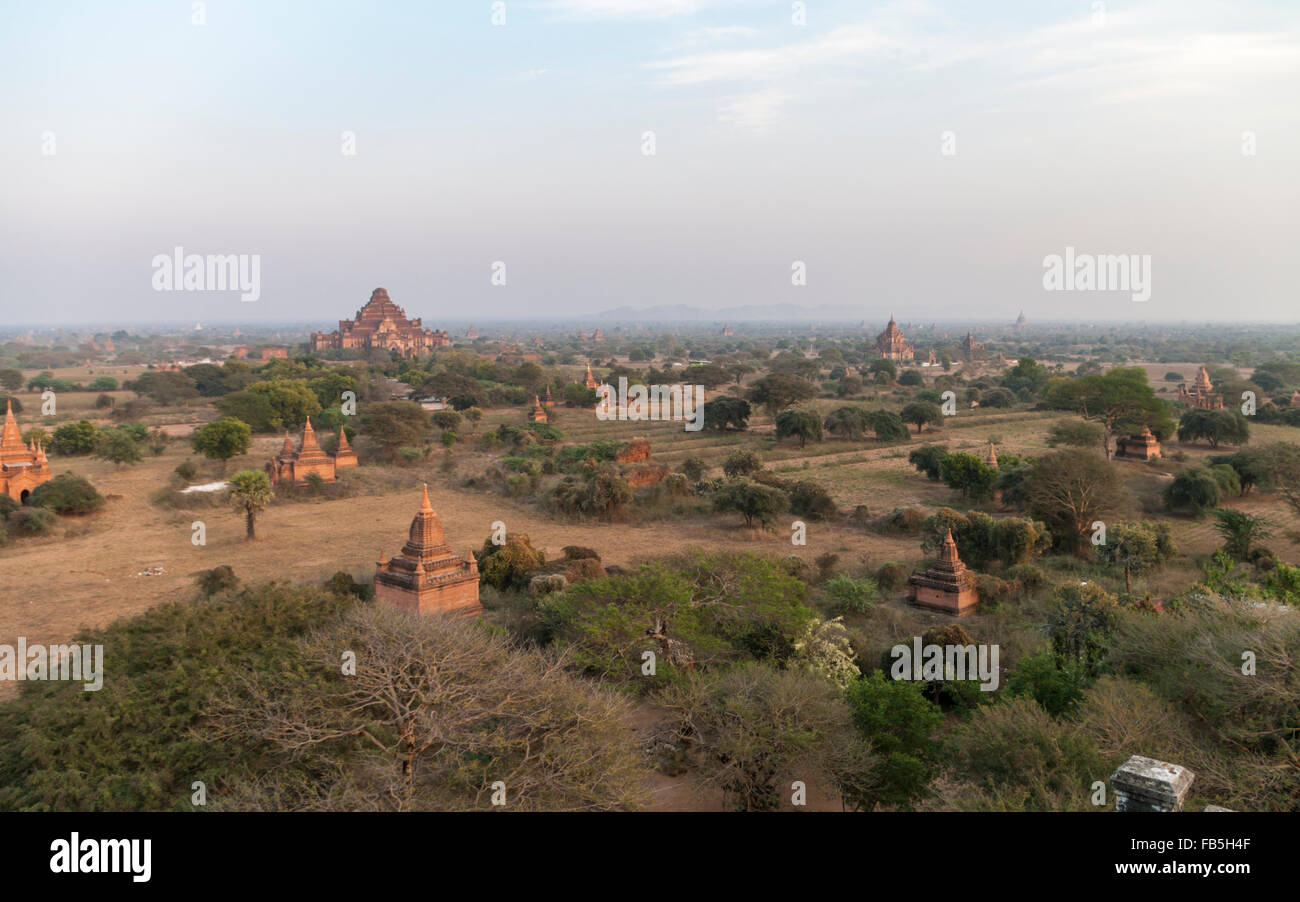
left=1, top=0, right=1297, bottom=326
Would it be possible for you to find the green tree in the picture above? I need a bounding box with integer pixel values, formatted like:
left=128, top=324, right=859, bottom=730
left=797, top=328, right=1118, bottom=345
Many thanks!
left=359, top=401, right=433, bottom=460
left=191, top=417, right=253, bottom=472
left=0, top=369, right=21, bottom=392
left=938, top=452, right=998, bottom=500
left=228, top=469, right=274, bottom=540
left=824, top=406, right=870, bottom=441
left=1213, top=509, right=1273, bottom=561
left=1177, top=408, right=1250, bottom=448
left=908, top=444, right=947, bottom=480
left=129, top=370, right=199, bottom=405
left=722, top=449, right=763, bottom=477
left=712, top=480, right=789, bottom=528
left=867, top=410, right=910, bottom=443
left=1046, top=582, right=1119, bottom=675
left=1046, top=418, right=1106, bottom=452
left=702, top=395, right=751, bottom=431
left=844, top=671, right=943, bottom=809
left=900, top=401, right=943, bottom=434
left=747, top=373, right=818, bottom=416
left=94, top=427, right=144, bottom=468
left=1163, top=468, right=1220, bottom=518
left=1093, top=521, right=1176, bottom=593
left=775, top=409, right=823, bottom=448
left=49, top=420, right=98, bottom=456
left=1045, top=366, right=1171, bottom=458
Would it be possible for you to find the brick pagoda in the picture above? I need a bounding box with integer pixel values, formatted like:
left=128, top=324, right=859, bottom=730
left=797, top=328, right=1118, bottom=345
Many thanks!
left=265, top=419, right=356, bottom=485
left=908, top=529, right=980, bottom=616
left=875, top=316, right=914, bottom=361
left=374, top=485, right=481, bottom=617
left=0, top=400, right=51, bottom=503
left=310, top=288, right=450, bottom=358
left=1115, top=425, right=1162, bottom=461
left=1179, top=365, right=1223, bottom=410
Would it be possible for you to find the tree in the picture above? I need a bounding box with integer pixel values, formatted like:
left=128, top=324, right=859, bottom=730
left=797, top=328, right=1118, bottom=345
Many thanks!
left=900, top=402, right=943, bottom=434
left=0, top=369, right=21, bottom=392
left=191, top=417, right=252, bottom=472
left=29, top=473, right=104, bottom=513
left=1045, top=582, right=1118, bottom=675
left=1177, top=408, right=1250, bottom=448
left=825, top=406, right=870, bottom=441
left=228, top=469, right=274, bottom=540
left=712, top=480, right=789, bottom=528
left=1210, top=447, right=1275, bottom=495
left=667, top=663, right=876, bottom=811
left=478, top=533, right=546, bottom=591
left=703, top=396, right=751, bottom=431
left=867, top=410, right=910, bottom=443
left=1000, top=357, right=1050, bottom=399
left=898, top=369, right=923, bottom=387
left=1027, top=450, right=1127, bottom=552
left=129, top=370, right=199, bottom=405
left=1163, top=468, right=1220, bottom=518
left=1259, top=442, right=1300, bottom=517
left=243, top=379, right=322, bottom=428
left=908, top=444, right=947, bottom=480
left=359, top=401, right=433, bottom=460
left=49, top=420, right=98, bottom=456
left=87, top=376, right=119, bottom=391
left=837, top=375, right=864, bottom=397
left=1047, top=418, right=1106, bottom=452
left=747, top=373, right=818, bottom=416
left=775, top=409, right=823, bottom=448
left=1213, top=509, right=1273, bottom=561
left=845, top=671, right=943, bottom=810
left=722, top=449, right=763, bottom=477
left=938, top=452, right=999, bottom=501
left=1045, top=366, right=1171, bottom=458
left=431, top=410, right=463, bottom=432
left=94, top=427, right=144, bottom=468
left=1093, top=521, right=1176, bottom=593
left=868, top=358, right=897, bottom=384
left=213, top=604, right=649, bottom=810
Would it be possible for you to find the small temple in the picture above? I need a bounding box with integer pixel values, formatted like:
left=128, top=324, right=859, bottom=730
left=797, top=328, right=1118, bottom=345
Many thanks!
left=310, top=288, right=450, bottom=358
left=722, top=323, right=733, bottom=336
left=908, top=529, right=980, bottom=616
left=374, top=485, right=481, bottom=617
left=0, top=401, right=51, bottom=503
left=529, top=395, right=549, bottom=423
left=960, top=330, right=985, bottom=361
left=265, top=419, right=357, bottom=485
left=875, top=316, right=915, bottom=361
left=1179, top=365, right=1223, bottom=410
left=584, top=363, right=599, bottom=391
left=1115, top=425, right=1162, bottom=461
left=984, top=443, right=998, bottom=469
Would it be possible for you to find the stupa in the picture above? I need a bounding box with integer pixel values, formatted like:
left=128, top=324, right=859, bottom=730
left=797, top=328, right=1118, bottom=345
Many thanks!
left=374, top=485, right=481, bottom=617
left=908, top=530, right=980, bottom=616
left=0, top=401, right=51, bottom=502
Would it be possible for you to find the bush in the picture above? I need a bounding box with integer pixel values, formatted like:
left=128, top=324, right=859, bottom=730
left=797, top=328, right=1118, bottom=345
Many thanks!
left=196, top=565, right=240, bottom=596
left=29, top=473, right=105, bottom=514
left=324, top=571, right=374, bottom=601
left=1163, top=468, right=1220, bottom=517
left=678, top=457, right=706, bottom=481
left=174, top=460, right=199, bottom=482
left=788, top=481, right=837, bottom=521
left=562, top=545, right=601, bottom=561
left=875, top=562, right=909, bottom=594
left=49, top=420, right=98, bottom=456
left=821, top=574, right=878, bottom=614
left=722, top=449, right=762, bottom=478
left=478, top=533, right=546, bottom=592
left=9, top=506, right=58, bottom=536
left=876, top=507, right=925, bottom=536
left=0, top=494, right=19, bottom=522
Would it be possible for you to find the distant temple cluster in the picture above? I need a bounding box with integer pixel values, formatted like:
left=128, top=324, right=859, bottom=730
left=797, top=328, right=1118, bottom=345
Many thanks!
left=0, top=401, right=50, bottom=503
left=310, top=288, right=450, bottom=357
left=875, top=316, right=914, bottom=361
left=265, top=419, right=357, bottom=485
left=1180, top=365, right=1223, bottom=410
left=375, top=486, right=481, bottom=617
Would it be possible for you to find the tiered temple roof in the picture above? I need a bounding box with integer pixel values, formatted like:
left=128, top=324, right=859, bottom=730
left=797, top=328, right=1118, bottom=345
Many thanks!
left=310, top=288, right=450, bottom=358
left=0, top=400, right=51, bottom=502
left=875, top=316, right=914, bottom=361
left=374, top=486, right=481, bottom=617
left=908, top=530, right=979, bottom=616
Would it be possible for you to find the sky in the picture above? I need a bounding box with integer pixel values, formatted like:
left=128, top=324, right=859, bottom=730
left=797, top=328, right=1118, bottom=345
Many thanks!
left=1, top=0, right=1298, bottom=326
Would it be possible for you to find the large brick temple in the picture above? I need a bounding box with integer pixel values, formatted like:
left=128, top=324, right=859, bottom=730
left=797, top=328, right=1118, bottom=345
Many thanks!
left=875, top=316, right=915, bottom=361
left=374, top=485, right=481, bottom=617
left=310, top=288, right=450, bottom=357
left=1179, top=365, right=1223, bottom=410
left=0, top=400, right=51, bottom=502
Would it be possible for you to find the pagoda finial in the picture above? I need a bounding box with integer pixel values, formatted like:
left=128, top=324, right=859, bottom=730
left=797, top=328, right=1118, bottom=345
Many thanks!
left=940, top=528, right=960, bottom=563
left=421, top=483, right=432, bottom=511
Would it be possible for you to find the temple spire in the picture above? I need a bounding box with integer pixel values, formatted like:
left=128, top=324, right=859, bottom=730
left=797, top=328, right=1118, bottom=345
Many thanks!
left=421, top=483, right=432, bottom=511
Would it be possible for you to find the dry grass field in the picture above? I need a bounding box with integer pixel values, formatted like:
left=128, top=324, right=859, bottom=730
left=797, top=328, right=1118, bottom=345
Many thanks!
left=5, top=378, right=1300, bottom=708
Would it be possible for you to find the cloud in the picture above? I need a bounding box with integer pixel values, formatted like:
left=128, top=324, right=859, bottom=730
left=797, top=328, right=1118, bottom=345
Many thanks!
left=716, top=90, right=794, bottom=130
left=541, top=0, right=720, bottom=19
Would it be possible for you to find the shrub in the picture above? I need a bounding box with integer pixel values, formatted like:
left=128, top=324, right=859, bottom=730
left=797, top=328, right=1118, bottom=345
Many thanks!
left=788, top=480, right=837, bottom=521
left=324, top=571, right=374, bottom=601
left=29, top=473, right=105, bottom=514
left=0, top=494, right=19, bottom=522
left=875, top=562, right=909, bottom=594
left=174, top=460, right=199, bottom=482
left=196, top=565, right=240, bottom=596
left=677, top=457, right=706, bottom=481
left=822, top=574, right=878, bottom=614
left=49, top=420, right=98, bottom=456
left=1163, top=468, right=1220, bottom=517
left=478, top=533, right=546, bottom=592
left=722, top=449, right=762, bottom=478
left=10, top=506, right=59, bottom=536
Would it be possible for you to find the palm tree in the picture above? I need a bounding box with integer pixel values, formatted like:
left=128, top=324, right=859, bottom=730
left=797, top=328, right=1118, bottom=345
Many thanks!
left=228, top=469, right=274, bottom=540
left=1213, top=509, right=1273, bottom=561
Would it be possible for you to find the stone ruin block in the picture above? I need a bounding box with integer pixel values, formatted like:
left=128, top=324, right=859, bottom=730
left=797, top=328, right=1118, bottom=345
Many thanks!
left=1109, top=755, right=1195, bottom=812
